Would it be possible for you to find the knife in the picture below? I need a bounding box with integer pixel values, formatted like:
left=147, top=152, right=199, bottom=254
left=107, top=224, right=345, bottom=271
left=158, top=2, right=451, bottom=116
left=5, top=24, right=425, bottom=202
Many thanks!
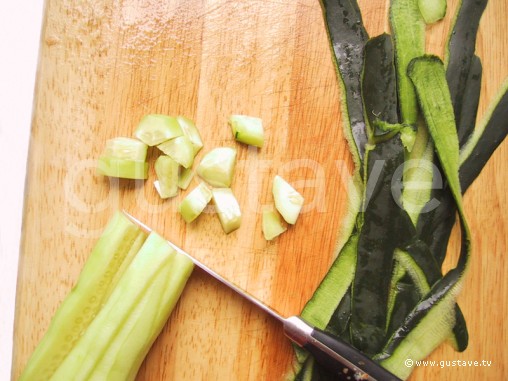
left=125, top=212, right=401, bottom=381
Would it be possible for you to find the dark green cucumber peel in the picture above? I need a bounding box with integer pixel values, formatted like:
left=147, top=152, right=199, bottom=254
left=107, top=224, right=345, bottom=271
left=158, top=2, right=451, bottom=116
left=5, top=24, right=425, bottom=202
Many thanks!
left=460, top=86, right=508, bottom=190
left=379, top=55, right=473, bottom=360
left=385, top=276, right=421, bottom=337
left=362, top=33, right=399, bottom=135
left=457, top=55, right=482, bottom=148
left=417, top=81, right=508, bottom=266
left=417, top=0, right=488, bottom=263
left=445, top=0, right=488, bottom=128
left=320, top=0, right=369, bottom=160
left=350, top=136, right=411, bottom=355
left=401, top=240, right=469, bottom=350
left=292, top=0, right=508, bottom=379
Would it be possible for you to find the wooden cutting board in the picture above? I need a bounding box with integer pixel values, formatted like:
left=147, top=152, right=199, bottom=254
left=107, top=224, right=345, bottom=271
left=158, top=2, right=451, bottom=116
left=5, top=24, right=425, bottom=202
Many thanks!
left=12, top=0, right=507, bottom=379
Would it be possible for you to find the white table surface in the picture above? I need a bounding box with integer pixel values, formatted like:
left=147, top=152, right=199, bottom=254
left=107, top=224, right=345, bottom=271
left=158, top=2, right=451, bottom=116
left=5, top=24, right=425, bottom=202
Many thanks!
left=0, top=1, right=44, bottom=379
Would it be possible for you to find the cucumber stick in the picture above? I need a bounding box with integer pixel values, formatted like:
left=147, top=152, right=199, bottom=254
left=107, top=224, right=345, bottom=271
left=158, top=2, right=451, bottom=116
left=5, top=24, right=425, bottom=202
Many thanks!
left=19, top=212, right=148, bottom=381
left=49, top=232, right=194, bottom=381
left=20, top=213, right=194, bottom=381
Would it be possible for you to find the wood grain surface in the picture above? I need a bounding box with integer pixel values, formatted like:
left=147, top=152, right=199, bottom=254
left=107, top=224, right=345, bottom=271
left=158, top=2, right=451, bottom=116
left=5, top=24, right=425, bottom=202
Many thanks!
left=12, top=0, right=507, bottom=380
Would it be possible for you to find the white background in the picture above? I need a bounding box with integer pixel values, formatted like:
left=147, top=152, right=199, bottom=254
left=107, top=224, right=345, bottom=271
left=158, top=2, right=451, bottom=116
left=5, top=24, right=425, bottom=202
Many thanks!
left=0, top=0, right=44, bottom=379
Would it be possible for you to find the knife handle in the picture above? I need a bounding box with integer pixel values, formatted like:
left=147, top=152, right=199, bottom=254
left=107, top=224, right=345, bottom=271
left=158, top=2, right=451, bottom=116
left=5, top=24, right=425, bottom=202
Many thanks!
left=283, top=316, right=401, bottom=381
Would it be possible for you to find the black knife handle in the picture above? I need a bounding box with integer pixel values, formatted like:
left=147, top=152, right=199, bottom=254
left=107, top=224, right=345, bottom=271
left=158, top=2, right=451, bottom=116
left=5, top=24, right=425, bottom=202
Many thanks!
left=283, top=316, right=401, bottom=381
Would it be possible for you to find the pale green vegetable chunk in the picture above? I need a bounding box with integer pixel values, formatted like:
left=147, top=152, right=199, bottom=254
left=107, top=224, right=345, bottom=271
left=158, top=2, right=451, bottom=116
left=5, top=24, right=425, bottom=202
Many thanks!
left=273, top=175, right=304, bottom=225
left=418, top=0, right=446, bottom=24
left=212, top=188, right=242, bottom=234
left=154, top=155, right=179, bottom=199
left=178, top=182, right=213, bottom=223
left=102, top=137, right=148, bottom=161
left=196, top=147, right=237, bottom=187
left=97, top=157, right=148, bottom=180
left=177, top=167, right=194, bottom=190
left=262, top=210, right=287, bottom=240
left=177, top=116, right=204, bottom=154
left=229, top=115, right=264, bottom=147
left=97, top=137, right=148, bottom=179
left=134, top=114, right=183, bottom=146
left=158, top=135, right=195, bottom=169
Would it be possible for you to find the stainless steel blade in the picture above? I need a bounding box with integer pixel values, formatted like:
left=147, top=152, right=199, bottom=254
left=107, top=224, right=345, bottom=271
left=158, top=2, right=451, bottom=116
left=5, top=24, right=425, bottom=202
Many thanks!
left=123, top=211, right=286, bottom=322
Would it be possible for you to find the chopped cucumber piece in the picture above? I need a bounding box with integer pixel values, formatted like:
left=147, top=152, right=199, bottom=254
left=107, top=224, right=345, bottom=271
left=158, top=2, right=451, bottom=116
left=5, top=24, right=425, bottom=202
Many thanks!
left=177, top=167, right=194, bottom=190
left=178, top=182, right=213, bottom=223
left=154, top=155, right=179, bottom=199
left=97, top=157, right=148, bottom=180
left=262, top=210, right=287, bottom=240
left=229, top=115, right=264, bottom=147
left=157, top=135, right=195, bottom=169
left=19, top=212, right=148, bottom=381
left=102, top=137, right=148, bottom=161
left=49, top=232, right=194, bottom=381
left=134, top=114, right=183, bottom=146
left=212, top=188, right=242, bottom=234
left=177, top=116, right=204, bottom=154
left=196, top=147, right=237, bottom=187
left=272, top=175, right=304, bottom=225
left=97, top=137, right=148, bottom=179
left=418, top=0, right=446, bottom=24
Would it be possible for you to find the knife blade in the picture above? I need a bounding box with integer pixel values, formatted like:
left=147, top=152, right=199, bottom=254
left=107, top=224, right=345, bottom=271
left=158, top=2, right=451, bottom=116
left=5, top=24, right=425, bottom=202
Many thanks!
left=125, top=212, right=401, bottom=381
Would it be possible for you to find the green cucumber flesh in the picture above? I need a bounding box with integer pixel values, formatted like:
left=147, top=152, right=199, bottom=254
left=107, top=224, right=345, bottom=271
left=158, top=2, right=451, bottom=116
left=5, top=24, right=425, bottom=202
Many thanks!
left=418, top=0, right=446, bottom=24
left=390, top=0, right=425, bottom=125
left=196, top=147, right=237, bottom=188
left=177, top=116, right=204, bottom=155
left=134, top=114, right=183, bottom=146
left=97, top=157, right=148, bottom=180
left=212, top=188, right=242, bottom=234
left=102, top=137, right=148, bottom=161
left=49, top=232, right=193, bottom=381
left=272, top=175, right=304, bottom=225
left=178, top=182, right=213, bottom=223
left=229, top=115, right=264, bottom=148
left=19, top=212, right=148, bottom=381
left=157, top=135, right=195, bottom=169
left=177, top=167, right=194, bottom=190
left=262, top=210, right=287, bottom=241
left=154, top=155, right=179, bottom=199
